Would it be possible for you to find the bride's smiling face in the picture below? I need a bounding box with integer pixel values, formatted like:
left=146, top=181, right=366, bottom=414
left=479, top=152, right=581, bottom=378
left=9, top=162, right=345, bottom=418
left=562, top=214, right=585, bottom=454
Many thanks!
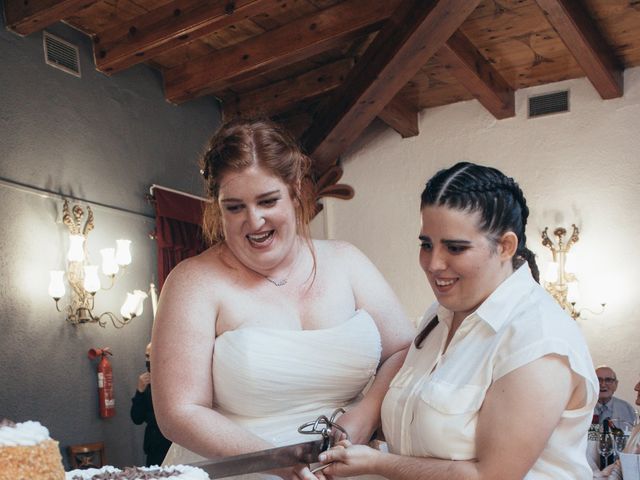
left=218, top=165, right=298, bottom=275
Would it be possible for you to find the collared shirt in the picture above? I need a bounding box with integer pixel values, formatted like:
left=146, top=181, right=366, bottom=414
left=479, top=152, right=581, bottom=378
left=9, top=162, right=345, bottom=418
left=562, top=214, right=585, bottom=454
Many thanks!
left=381, top=264, right=599, bottom=479
left=594, top=397, right=637, bottom=427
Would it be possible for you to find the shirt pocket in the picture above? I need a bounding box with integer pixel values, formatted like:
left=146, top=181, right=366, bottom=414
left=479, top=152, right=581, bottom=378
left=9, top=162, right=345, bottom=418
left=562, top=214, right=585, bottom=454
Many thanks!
left=419, top=380, right=485, bottom=415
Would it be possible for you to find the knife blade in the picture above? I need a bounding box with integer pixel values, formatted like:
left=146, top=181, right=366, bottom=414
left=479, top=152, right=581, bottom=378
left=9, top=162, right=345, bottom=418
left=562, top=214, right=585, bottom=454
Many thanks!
left=189, top=438, right=328, bottom=479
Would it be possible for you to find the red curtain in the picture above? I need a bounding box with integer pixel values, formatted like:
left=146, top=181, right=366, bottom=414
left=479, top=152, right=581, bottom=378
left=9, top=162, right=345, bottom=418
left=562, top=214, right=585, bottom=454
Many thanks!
left=152, top=188, right=207, bottom=291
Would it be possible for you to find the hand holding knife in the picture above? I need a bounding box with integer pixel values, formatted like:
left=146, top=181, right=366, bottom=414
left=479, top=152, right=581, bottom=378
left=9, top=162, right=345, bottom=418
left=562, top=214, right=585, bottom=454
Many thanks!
left=190, top=409, right=348, bottom=479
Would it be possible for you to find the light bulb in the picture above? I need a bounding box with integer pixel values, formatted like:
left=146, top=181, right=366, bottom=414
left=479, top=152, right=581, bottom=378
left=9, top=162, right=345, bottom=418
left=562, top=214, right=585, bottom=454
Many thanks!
left=116, top=239, right=132, bottom=266
left=543, top=262, right=559, bottom=283
left=565, top=252, right=578, bottom=274
left=67, top=235, right=85, bottom=262
left=48, top=271, right=66, bottom=299
left=121, top=292, right=138, bottom=319
left=100, top=248, right=119, bottom=276
left=132, top=290, right=148, bottom=317
left=83, top=265, right=101, bottom=293
left=567, top=282, right=581, bottom=304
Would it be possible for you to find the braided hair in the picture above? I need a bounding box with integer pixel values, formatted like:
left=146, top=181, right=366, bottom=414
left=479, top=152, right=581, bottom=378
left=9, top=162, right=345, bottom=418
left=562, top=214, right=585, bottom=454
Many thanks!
left=420, top=161, right=540, bottom=282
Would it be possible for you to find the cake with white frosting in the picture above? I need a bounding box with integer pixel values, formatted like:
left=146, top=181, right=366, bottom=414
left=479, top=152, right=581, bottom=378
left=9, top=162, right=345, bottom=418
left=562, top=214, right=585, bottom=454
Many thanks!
left=65, top=465, right=210, bottom=479
left=0, top=418, right=65, bottom=480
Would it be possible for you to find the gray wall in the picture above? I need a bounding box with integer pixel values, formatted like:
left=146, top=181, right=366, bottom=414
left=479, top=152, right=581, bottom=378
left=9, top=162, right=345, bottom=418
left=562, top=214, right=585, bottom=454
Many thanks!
left=0, top=15, right=221, bottom=468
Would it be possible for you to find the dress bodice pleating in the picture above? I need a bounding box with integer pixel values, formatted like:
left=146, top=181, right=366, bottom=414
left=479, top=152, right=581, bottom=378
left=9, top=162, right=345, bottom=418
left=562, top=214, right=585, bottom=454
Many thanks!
left=163, top=310, right=385, bottom=480
left=213, top=309, right=381, bottom=418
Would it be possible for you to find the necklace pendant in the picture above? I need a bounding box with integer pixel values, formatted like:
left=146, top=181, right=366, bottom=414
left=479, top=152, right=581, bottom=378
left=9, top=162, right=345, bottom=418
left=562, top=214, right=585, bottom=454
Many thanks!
left=267, top=278, right=287, bottom=287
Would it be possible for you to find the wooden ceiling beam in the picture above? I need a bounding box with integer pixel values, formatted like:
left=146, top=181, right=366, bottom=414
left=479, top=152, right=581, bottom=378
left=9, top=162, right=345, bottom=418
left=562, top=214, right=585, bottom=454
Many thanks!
left=94, top=0, right=277, bottom=75
left=223, top=58, right=354, bottom=120
left=377, top=93, right=420, bottom=138
left=437, top=30, right=514, bottom=119
left=4, top=0, right=99, bottom=36
left=535, top=0, right=623, bottom=99
left=303, top=0, right=481, bottom=175
left=163, top=0, right=401, bottom=104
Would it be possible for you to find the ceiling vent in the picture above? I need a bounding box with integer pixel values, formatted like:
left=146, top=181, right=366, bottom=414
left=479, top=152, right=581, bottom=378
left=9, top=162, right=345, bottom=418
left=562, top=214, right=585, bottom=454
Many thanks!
left=528, top=90, right=569, bottom=118
left=43, top=31, right=81, bottom=78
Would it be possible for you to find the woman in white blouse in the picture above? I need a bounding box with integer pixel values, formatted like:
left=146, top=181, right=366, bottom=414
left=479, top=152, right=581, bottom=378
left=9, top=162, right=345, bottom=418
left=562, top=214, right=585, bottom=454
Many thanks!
left=318, top=162, right=599, bottom=479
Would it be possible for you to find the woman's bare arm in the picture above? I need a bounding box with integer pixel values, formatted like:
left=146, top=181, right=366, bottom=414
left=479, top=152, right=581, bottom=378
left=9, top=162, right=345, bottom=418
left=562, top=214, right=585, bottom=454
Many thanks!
left=151, top=255, right=273, bottom=458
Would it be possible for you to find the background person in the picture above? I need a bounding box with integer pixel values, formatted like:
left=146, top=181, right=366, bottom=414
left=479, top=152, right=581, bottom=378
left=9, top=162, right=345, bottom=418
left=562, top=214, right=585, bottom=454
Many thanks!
left=594, top=377, right=640, bottom=479
left=130, top=342, right=171, bottom=467
left=594, top=366, right=637, bottom=427
left=317, top=161, right=598, bottom=479
left=151, top=119, right=414, bottom=480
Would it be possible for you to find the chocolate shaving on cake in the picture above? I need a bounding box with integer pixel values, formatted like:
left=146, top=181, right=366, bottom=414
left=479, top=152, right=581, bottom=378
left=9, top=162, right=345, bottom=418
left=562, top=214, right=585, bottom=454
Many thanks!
left=0, top=418, right=16, bottom=428
left=72, top=467, right=182, bottom=480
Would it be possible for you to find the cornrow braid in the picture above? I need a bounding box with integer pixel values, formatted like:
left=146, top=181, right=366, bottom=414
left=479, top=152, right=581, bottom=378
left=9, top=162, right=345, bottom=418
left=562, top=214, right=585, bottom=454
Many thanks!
left=421, top=161, right=540, bottom=282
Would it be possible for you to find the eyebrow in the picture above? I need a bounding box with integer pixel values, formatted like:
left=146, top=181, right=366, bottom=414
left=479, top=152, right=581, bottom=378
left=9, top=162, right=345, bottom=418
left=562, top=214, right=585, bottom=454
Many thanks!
left=220, top=189, right=281, bottom=203
left=418, top=235, right=472, bottom=245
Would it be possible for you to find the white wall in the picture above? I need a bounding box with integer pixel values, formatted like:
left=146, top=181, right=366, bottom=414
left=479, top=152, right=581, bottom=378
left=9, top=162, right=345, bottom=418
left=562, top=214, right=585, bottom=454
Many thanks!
left=325, top=67, right=640, bottom=407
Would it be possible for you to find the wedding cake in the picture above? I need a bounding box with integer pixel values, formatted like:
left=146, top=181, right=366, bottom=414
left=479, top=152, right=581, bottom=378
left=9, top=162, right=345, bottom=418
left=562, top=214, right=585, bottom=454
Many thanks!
left=0, top=418, right=65, bottom=480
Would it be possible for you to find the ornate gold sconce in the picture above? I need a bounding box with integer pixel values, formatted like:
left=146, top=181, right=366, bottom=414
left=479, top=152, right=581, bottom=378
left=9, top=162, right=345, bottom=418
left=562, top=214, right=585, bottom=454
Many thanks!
left=48, top=200, right=154, bottom=328
left=541, top=224, right=605, bottom=320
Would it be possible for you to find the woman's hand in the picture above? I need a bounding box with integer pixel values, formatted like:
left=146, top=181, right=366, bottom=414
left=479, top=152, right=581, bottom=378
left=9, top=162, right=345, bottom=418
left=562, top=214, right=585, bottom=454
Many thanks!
left=317, top=440, right=382, bottom=477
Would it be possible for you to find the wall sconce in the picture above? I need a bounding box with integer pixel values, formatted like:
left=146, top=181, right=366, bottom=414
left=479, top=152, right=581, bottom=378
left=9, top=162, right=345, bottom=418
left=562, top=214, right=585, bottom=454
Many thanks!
left=541, top=224, right=605, bottom=320
left=48, top=200, right=151, bottom=328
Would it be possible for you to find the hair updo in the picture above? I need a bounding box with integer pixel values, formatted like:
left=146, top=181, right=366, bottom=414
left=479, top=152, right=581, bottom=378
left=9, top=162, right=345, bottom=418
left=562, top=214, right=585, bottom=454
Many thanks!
left=420, top=161, right=540, bottom=282
left=199, top=118, right=314, bottom=247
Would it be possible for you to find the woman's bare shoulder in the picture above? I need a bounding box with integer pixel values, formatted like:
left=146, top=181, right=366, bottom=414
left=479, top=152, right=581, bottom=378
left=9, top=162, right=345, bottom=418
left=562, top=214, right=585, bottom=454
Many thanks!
left=313, top=238, right=370, bottom=267
left=313, top=238, right=362, bottom=257
left=164, top=245, right=230, bottom=288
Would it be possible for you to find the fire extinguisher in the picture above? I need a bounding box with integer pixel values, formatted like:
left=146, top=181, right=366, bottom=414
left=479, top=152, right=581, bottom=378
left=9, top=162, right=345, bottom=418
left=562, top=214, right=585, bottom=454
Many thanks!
left=87, top=347, right=116, bottom=419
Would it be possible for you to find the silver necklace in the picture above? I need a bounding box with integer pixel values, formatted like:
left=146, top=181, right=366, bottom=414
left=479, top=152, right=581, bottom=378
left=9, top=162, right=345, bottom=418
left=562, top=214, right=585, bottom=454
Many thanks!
left=259, top=242, right=302, bottom=287
left=264, top=276, right=287, bottom=287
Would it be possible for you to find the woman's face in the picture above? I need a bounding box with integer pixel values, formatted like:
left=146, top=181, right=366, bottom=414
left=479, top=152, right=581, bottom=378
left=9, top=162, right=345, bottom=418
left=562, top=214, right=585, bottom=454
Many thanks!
left=218, top=165, right=298, bottom=276
left=419, top=205, right=515, bottom=321
left=635, top=379, right=640, bottom=406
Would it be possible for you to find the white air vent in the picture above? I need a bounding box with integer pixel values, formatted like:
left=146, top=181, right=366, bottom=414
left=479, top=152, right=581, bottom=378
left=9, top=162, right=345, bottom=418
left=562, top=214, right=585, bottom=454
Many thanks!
left=528, top=90, right=569, bottom=118
left=43, top=31, right=81, bottom=77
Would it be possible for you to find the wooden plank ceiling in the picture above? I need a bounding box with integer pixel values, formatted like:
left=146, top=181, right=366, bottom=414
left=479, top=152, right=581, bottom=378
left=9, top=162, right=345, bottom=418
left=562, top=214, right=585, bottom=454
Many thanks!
left=4, top=0, right=639, bottom=203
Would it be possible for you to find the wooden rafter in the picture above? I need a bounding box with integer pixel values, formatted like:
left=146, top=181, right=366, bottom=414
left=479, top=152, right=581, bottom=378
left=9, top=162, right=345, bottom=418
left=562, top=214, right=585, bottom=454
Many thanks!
left=437, top=30, right=514, bottom=119
left=223, top=58, right=355, bottom=120
left=302, top=0, right=482, bottom=175
left=4, top=0, right=99, bottom=36
left=377, top=93, right=420, bottom=138
left=535, top=0, right=623, bottom=99
left=94, top=0, right=278, bottom=74
left=163, top=0, right=401, bottom=104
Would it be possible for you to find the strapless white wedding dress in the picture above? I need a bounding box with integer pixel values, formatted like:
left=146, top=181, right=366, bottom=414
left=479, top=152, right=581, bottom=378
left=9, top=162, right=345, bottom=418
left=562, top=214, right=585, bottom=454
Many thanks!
left=163, top=310, right=386, bottom=479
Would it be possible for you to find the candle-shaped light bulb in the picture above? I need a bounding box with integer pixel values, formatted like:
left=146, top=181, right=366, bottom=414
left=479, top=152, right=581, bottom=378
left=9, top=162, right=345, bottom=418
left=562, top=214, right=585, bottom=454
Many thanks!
left=83, top=265, right=101, bottom=293
left=67, top=235, right=85, bottom=262
left=100, top=248, right=119, bottom=276
left=48, top=271, right=66, bottom=299
left=115, top=239, right=132, bottom=266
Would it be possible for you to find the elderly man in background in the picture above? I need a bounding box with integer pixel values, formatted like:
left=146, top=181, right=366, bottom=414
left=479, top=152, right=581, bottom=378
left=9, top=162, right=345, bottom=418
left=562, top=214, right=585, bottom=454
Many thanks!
left=594, top=366, right=637, bottom=427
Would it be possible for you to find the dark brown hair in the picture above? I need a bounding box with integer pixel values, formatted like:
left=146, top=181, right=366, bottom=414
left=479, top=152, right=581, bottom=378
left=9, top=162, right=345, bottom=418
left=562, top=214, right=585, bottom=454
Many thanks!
left=420, top=161, right=540, bottom=282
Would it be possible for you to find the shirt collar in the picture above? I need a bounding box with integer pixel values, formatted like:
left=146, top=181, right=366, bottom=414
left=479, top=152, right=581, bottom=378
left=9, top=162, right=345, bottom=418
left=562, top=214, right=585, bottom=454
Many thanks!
left=476, top=263, right=536, bottom=332
left=435, top=263, right=537, bottom=333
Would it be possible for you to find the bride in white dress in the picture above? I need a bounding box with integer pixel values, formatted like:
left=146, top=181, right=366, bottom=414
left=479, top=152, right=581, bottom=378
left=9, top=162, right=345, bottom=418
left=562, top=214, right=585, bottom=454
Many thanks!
left=152, top=119, right=415, bottom=480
